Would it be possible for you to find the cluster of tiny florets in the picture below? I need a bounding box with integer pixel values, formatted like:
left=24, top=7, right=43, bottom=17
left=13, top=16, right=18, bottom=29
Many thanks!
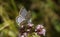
left=19, top=23, right=46, bottom=37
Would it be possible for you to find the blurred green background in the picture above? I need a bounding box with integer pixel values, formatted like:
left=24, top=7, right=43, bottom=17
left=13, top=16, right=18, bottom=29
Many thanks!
left=0, top=0, right=60, bottom=37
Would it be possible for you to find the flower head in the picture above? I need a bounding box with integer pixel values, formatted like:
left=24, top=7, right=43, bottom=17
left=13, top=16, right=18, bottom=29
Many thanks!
left=35, top=24, right=46, bottom=36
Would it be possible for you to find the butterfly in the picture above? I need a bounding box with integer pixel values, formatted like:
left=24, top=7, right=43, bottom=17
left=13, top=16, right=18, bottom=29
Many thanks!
left=16, top=7, right=31, bottom=26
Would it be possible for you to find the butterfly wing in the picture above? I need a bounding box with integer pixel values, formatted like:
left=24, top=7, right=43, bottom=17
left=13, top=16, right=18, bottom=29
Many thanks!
left=16, top=16, right=25, bottom=25
left=16, top=7, right=27, bottom=25
left=19, top=7, right=28, bottom=18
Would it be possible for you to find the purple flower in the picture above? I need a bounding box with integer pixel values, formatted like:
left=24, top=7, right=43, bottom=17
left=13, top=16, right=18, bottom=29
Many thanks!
left=35, top=24, right=46, bottom=36
left=37, top=29, right=46, bottom=36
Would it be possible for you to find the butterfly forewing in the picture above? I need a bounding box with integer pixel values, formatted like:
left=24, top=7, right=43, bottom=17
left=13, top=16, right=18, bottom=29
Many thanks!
left=20, top=8, right=28, bottom=18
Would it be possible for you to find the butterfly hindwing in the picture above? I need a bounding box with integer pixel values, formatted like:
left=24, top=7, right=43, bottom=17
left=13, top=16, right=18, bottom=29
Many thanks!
left=16, top=16, right=25, bottom=25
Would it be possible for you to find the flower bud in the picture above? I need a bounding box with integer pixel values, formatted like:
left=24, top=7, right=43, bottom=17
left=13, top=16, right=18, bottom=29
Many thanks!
left=23, top=32, right=28, bottom=37
left=27, top=29, right=30, bottom=32
left=20, top=35, right=24, bottom=37
left=21, top=25, right=24, bottom=28
left=36, top=25, right=44, bottom=30
left=27, top=23, right=34, bottom=28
